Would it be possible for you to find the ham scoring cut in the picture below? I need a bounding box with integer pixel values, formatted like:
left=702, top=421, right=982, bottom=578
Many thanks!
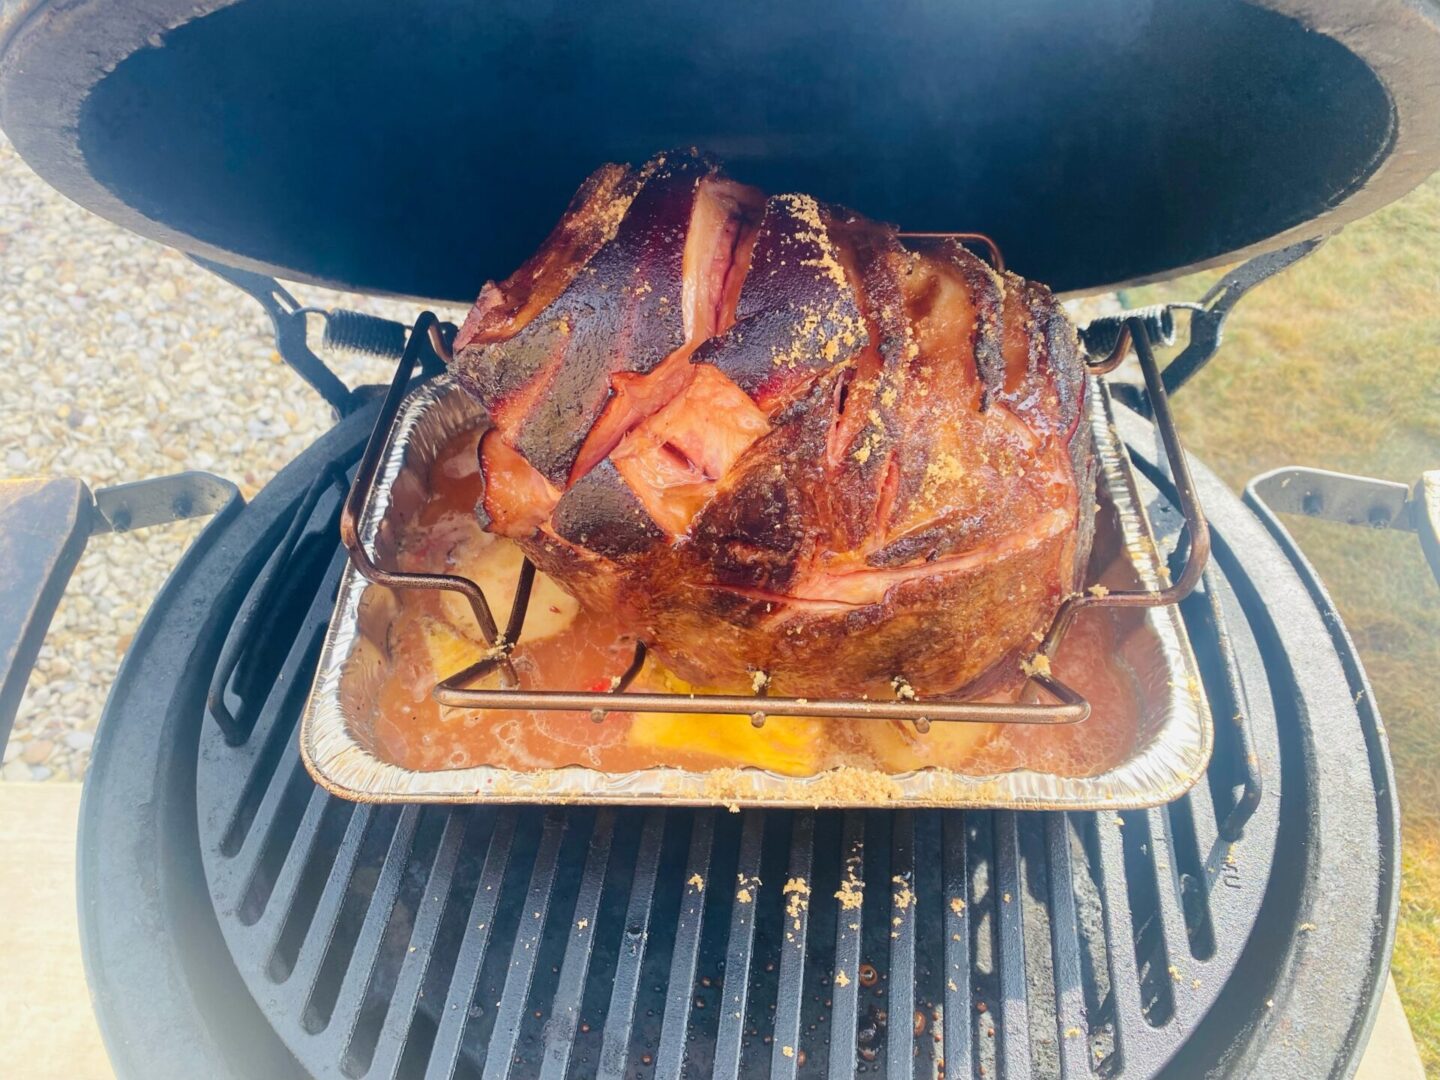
left=451, top=150, right=1095, bottom=697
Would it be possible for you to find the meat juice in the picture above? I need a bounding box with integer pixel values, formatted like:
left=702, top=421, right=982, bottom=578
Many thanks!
left=369, top=428, right=1141, bottom=777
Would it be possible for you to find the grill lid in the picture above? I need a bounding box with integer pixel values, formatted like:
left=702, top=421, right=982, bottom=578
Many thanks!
left=2, top=0, right=1439, bottom=301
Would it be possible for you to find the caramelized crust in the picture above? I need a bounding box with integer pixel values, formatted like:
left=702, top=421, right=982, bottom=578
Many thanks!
left=450, top=152, right=1093, bottom=697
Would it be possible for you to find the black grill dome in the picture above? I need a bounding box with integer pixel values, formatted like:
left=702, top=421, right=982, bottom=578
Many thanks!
left=2, top=0, right=1439, bottom=303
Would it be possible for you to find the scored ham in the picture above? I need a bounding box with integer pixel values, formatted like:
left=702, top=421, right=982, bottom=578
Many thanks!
left=450, top=150, right=1095, bottom=699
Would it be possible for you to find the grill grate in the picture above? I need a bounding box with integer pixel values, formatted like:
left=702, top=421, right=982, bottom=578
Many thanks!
left=195, top=416, right=1285, bottom=1079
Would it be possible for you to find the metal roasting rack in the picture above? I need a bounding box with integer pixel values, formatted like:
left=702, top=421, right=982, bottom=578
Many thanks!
left=338, top=304, right=1206, bottom=733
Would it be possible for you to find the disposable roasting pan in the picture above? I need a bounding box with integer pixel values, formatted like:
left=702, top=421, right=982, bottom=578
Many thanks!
left=301, top=375, right=1211, bottom=809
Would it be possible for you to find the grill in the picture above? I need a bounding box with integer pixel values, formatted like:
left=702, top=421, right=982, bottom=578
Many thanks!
left=6, top=0, right=1436, bottom=1076
left=73, top=350, right=1397, bottom=1078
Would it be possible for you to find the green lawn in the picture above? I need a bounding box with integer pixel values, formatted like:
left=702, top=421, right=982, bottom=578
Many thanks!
left=1125, top=176, right=1440, bottom=1069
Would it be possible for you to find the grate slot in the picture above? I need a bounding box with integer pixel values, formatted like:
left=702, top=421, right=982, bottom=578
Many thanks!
left=1181, top=749, right=1221, bottom=877
left=424, top=809, right=518, bottom=1080
left=796, top=813, right=844, bottom=1078
left=236, top=748, right=317, bottom=926
left=1089, top=815, right=1147, bottom=1067
left=1114, top=812, right=1175, bottom=1028
left=318, top=805, right=424, bottom=1044
left=538, top=809, right=616, bottom=1079
left=479, top=811, right=569, bottom=1080
left=912, top=813, right=945, bottom=1076
left=1143, top=806, right=1197, bottom=1025
left=654, top=810, right=716, bottom=1078
left=994, top=812, right=1034, bottom=1080
left=1165, top=795, right=1217, bottom=962
left=217, top=624, right=327, bottom=858
left=1196, top=574, right=1263, bottom=842
left=771, top=812, right=814, bottom=1080
left=969, top=813, right=1000, bottom=1080
left=732, top=813, right=796, bottom=1079
left=1188, top=593, right=1258, bottom=844
left=286, top=804, right=377, bottom=1012
left=1071, top=816, right=1118, bottom=1073
left=827, top=812, right=865, bottom=1080
left=597, top=809, right=666, bottom=1080
left=713, top=812, right=766, bottom=1079
left=365, top=810, right=469, bottom=1080
left=397, top=811, right=509, bottom=1080
left=562, top=810, right=647, bottom=1078
left=454, top=810, right=548, bottom=1076
left=212, top=493, right=346, bottom=745
left=511, top=812, right=601, bottom=1069
left=1046, top=814, right=1094, bottom=1079
left=262, top=789, right=351, bottom=981
left=228, top=533, right=337, bottom=715
left=1017, top=814, right=1062, bottom=1078
left=887, top=811, right=917, bottom=1078
left=941, top=813, right=973, bottom=1079
left=213, top=550, right=342, bottom=855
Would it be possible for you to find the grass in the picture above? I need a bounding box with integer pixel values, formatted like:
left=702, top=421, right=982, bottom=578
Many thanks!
left=1124, top=174, right=1440, bottom=1069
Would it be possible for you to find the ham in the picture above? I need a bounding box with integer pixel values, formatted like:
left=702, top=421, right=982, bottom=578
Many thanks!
left=450, top=150, right=1094, bottom=697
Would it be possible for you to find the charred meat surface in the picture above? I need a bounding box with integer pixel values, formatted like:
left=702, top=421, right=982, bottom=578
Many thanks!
left=451, top=150, right=1094, bottom=697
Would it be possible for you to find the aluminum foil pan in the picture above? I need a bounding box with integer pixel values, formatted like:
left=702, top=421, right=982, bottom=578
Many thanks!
left=301, top=375, right=1211, bottom=809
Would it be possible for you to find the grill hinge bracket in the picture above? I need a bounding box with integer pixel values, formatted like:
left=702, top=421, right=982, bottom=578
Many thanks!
left=190, top=256, right=428, bottom=418
left=1082, top=236, right=1327, bottom=400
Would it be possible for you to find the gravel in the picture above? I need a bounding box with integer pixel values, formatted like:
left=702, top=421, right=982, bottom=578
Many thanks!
left=0, top=130, right=462, bottom=782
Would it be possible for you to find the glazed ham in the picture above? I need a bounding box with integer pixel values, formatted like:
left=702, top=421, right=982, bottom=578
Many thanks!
left=451, top=150, right=1095, bottom=698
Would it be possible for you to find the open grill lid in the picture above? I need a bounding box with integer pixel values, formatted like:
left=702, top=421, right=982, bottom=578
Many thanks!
left=2, top=0, right=1439, bottom=302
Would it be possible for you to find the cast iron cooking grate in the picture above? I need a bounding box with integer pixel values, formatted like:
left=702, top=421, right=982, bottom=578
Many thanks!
left=195, top=427, right=1281, bottom=1079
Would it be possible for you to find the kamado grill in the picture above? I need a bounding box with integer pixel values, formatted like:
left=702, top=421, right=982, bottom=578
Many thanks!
left=4, top=0, right=1440, bottom=1077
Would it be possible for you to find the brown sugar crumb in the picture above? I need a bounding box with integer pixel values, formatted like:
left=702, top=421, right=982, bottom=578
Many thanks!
left=891, top=676, right=917, bottom=702
left=950, top=897, right=966, bottom=916
left=750, top=669, right=770, bottom=693
left=892, top=875, right=915, bottom=911
left=576, top=919, right=589, bottom=930
left=921, top=452, right=967, bottom=503
left=835, top=875, right=864, bottom=910
left=782, top=1045, right=795, bottom=1058
left=1299, top=922, right=1317, bottom=932
left=834, top=969, right=851, bottom=987
left=736, top=872, right=761, bottom=904
left=783, top=877, right=811, bottom=920
left=703, top=766, right=901, bottom=812
left=687, top=872, right=705, bottom=891
left=1020, top=652, right=1052, bottom=678
left=811, top=767, right=904, bottom=806
left=1065, top=1026, right=1083, bottom=1039
left=1087, top=583, right=1110, bottom=597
